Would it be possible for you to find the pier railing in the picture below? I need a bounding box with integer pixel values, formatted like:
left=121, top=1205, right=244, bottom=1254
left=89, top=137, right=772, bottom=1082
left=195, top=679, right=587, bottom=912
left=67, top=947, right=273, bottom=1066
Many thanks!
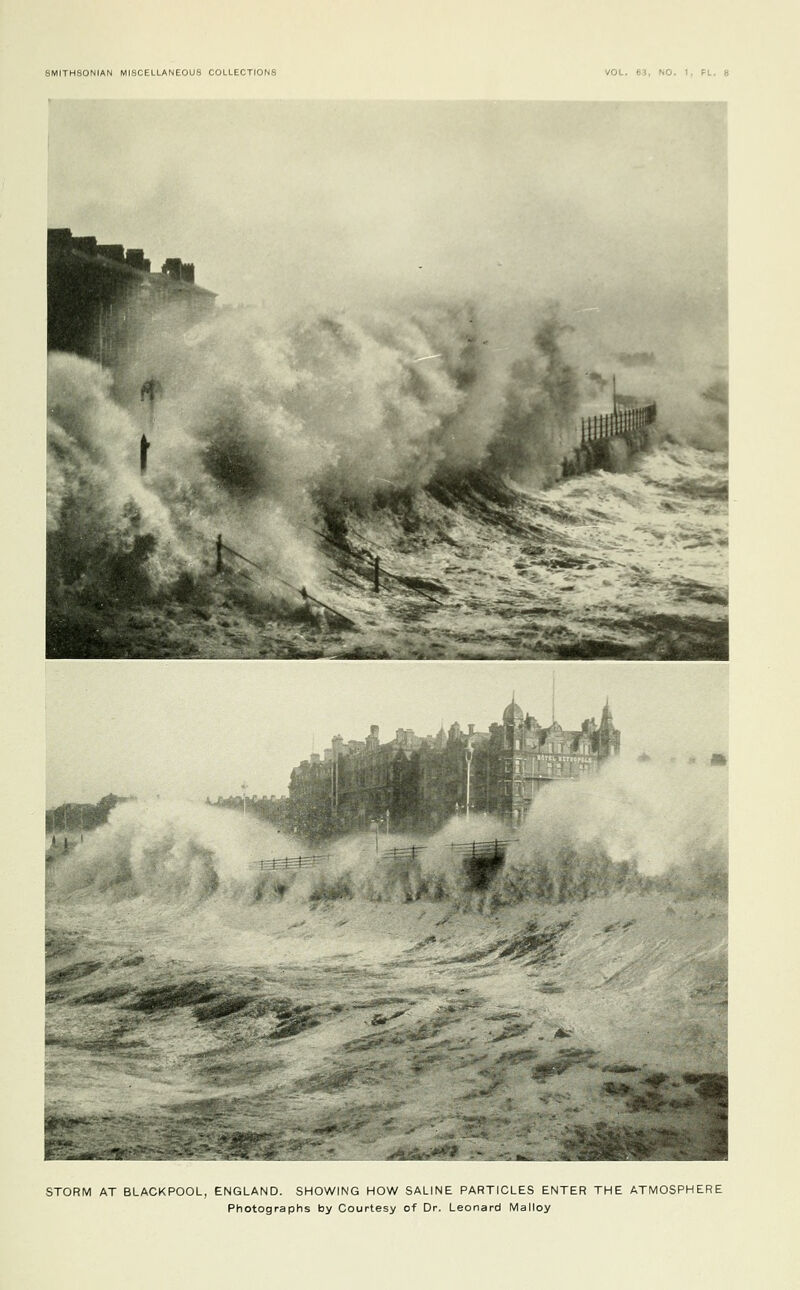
left=249, top=840, right=516, bottom=872
left=380, top=839, right=516, bottom=863
left=249, top=853, right=332, bottom=873
left=579, top=401, right=656, bottom=445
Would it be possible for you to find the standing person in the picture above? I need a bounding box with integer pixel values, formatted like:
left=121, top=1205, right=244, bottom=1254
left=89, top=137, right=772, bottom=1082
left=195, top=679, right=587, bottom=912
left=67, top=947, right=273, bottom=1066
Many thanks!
left=140, top=433, right=151, bottom=474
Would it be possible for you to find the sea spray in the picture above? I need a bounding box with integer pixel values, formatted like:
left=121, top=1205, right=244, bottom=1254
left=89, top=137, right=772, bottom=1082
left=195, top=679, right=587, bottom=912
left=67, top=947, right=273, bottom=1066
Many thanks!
left=46, top=775, right=728, bottom=1162
left=45, top=300, right=624, bottom=601
left=487, top=306, right=581, bottom=486
left=47, top=356, right=193, bottom=602
left=51, top=799, right=277, bottom=905
left=493, top=760, right=728, bottom=904
left=50, top=762, right=727, bottom=911
left=47, top=301, right=728, bottom=659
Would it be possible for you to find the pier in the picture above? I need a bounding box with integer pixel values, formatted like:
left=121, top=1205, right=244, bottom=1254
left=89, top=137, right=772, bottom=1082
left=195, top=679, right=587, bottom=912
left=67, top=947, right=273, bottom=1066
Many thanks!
left=579, top=401, right=656, bottom=444
left=562, top=400, right=657, bottom=478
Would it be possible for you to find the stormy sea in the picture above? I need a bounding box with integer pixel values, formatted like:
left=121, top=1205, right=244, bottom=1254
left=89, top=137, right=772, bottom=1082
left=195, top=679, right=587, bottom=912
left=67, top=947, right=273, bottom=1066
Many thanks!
left=45, top=763, right=728, bottom=1161
left=46, top=304, right=727, bottom=660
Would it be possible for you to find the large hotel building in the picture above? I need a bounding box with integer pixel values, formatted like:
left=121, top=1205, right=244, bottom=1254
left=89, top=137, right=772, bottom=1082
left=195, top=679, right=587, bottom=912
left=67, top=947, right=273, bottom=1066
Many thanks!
left=289, top=696, right=620, bottom=838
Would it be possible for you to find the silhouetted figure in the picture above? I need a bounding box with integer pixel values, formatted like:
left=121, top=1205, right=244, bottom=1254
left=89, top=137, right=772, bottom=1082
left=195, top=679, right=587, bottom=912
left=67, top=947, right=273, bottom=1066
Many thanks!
left=140, top=434, right=151, bottom=474
left=51, top=834, right=56, bottom=848
left=63, top=836, right=68, bottom=852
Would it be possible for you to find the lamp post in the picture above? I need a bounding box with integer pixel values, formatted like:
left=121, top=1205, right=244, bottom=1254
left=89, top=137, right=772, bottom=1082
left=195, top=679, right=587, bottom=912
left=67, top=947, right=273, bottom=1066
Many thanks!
left=139, top=377, right=163, bottom=475
left=465, top=740, right=474, bottom=823
left=140, top=377, right=163, bottom=436
left=242, top=783, right=248, bottom=818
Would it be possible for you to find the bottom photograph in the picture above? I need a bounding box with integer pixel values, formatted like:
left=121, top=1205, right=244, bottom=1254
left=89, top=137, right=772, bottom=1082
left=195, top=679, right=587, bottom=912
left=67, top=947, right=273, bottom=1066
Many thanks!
left=45, top=661, right=728, bottom=1162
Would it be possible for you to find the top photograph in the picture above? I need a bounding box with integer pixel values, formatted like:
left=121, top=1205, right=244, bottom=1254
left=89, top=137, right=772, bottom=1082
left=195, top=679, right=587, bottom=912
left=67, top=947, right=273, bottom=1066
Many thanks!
left=46, top=100, right=727, bottom=660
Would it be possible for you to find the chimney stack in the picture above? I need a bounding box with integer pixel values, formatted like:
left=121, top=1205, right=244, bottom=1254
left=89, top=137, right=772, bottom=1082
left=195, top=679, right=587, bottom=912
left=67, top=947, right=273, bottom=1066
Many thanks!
left=71, top=235, right=98, bottom=256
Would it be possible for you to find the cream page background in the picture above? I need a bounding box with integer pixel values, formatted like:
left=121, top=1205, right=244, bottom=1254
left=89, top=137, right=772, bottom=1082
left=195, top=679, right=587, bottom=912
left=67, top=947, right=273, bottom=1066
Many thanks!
left=0, top=1, right=797, bottom=1286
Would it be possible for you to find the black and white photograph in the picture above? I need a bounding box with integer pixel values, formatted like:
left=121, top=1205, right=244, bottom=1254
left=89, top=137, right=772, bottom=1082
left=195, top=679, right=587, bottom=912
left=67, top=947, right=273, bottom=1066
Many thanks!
left=46, top=100, right=727, bottom=661
left=3, top=0, right=797, bottom=1279
left=46, top=662, right=727, bottom=1162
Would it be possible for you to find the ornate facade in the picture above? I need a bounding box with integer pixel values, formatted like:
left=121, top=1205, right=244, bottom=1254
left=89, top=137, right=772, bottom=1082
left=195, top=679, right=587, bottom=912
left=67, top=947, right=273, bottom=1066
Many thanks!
left=289, top=698, right=620, bottom=838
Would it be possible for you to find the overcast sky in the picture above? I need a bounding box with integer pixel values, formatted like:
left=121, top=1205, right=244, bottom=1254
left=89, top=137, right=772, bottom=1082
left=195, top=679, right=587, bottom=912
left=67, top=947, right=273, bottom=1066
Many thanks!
left=46, top=661, right=727, bottom=805
left=49, top=100, right=726, bottom=363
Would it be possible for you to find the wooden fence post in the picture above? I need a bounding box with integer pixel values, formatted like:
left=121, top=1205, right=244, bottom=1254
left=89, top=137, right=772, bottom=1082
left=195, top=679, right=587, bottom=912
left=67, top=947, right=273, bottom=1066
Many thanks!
left=216, top=533, right=223, bottom=573
left=374, top=556, right=380, bottom=593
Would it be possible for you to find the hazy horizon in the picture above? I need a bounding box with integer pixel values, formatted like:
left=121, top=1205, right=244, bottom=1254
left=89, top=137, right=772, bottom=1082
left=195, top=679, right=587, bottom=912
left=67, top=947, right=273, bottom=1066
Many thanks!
left=46, top=661, right=728, bottom=807
left=49, top=100, right=727, bottom=366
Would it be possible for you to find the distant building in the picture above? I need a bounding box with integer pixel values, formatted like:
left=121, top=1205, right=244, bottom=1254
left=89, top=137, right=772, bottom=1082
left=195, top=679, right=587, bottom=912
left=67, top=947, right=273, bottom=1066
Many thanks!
left=289, top=698, right=620, bottom=838
left=214, top=792, right=292, bottom=831
left=47, top=227, right=216, bottom=370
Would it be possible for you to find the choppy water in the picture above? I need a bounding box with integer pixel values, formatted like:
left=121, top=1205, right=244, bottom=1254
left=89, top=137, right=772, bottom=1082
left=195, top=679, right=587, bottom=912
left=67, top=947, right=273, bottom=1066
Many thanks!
left=45, top=793, right=728, bottom=1161
left=314, top=442, right=728, bottom=660
left=46, top=307, right=727, bottom=659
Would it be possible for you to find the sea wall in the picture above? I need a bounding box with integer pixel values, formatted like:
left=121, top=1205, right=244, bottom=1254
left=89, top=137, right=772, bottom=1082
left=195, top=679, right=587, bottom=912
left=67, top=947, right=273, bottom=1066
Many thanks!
left=561, top=424, right=655, bottom=478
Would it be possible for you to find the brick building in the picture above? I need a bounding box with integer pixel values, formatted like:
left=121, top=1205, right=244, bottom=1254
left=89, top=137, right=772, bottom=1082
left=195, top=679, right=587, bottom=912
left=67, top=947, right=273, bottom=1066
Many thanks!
left=289, top=697, right=620, bottom=839
left=47, top=227, right=216, bottom=372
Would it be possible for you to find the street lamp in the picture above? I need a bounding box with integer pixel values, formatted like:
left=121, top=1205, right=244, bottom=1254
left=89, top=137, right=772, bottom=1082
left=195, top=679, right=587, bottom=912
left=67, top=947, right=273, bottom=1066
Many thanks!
left=242, top=782, right=248, bottom=818
left=465, top=740, right=473, bottom=822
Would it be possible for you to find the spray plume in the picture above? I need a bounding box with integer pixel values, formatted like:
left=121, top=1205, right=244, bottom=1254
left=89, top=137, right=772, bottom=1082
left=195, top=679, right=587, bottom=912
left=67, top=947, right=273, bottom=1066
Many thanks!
left=51, top=763, right=726, bottom=913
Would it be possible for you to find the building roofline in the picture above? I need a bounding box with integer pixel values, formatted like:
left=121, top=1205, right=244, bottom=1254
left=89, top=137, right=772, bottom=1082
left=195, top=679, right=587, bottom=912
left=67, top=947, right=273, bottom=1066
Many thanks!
left=48, top=231, right=217, bottom=297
